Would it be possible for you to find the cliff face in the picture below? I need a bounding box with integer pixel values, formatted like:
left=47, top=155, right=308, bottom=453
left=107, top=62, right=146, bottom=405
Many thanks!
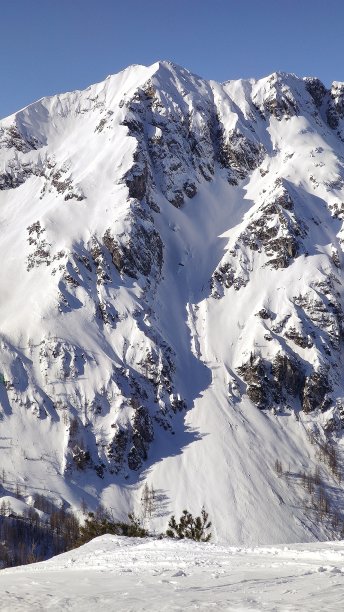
left=1, top=62, right=344, bottom=544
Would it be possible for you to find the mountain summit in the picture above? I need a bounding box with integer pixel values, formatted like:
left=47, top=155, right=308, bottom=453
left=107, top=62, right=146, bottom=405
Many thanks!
left=1, top=62, right=344, bottom=544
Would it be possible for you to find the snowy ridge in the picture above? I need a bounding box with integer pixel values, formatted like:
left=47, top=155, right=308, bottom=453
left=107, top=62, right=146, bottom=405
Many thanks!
left=1, top=62, right=344, bottom=544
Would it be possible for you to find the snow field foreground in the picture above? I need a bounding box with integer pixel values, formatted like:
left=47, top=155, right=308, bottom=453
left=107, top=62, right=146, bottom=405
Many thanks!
left=1, top=535, right=344, bottom=611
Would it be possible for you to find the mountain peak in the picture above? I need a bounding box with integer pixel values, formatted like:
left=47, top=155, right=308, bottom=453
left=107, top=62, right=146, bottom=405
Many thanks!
left=0, top=61, right=344, bottom=546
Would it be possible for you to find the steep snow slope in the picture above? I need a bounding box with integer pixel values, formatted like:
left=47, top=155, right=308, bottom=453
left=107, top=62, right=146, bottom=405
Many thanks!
left=1, top=535, right=344, bottom=611
left=1, top=62, right=344, bottom=544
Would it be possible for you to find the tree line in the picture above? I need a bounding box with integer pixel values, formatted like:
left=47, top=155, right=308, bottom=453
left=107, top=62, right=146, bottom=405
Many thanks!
left=0, top=491, right=212, bottom=569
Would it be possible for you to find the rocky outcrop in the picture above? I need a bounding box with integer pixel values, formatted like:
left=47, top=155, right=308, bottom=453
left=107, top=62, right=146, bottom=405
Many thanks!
left=103, top=220, right=163, bottom=280
left=302, top=370, right=332, bottom=413
left=107, top=405, right=155, bottom=473
left=238, top=352, right=305, bottom=410
left=0, top=159, right=40, bottom=190
left=293, top=278, right=344, bottom=350
left=256, top=308, right=272, bottom=320
left=0, top=124, right=41, bottom=153
left=218, top=128, right=264, bottom=183
left=71, top=444, right=91, bottom=470
left=238, top=351, right=335, bottom=417
left=210, top=262, right=248, bottom=297
left=321, top=81, right=344, bottom=130
left=211, top=181, right=307, bottom=296
left=271, top=353, right=304, bottom=399
left=237, top=355, right=270, bottom=408
left=240, top=182, right=306, bottom=268
left=121, top=81, right=213, bottom=208
left=284, top=327, right=314, bottom=349
left=252, top=73, right=300, bottom=119
left=331, top=81, right=344, bottom=118
left=305, top=77, right=328, bottom=108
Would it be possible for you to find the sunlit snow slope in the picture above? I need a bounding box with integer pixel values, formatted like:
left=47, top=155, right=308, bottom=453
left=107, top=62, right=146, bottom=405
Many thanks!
left=1, top=535, right=344, bottom=611
left=1, top=62, right=344, bottom=544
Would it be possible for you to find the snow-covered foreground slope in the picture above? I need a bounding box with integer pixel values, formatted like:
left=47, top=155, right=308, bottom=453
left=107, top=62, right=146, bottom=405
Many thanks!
left=1, top=61, right=344, bottom=544
left=1, top=535, right=344, bottom=611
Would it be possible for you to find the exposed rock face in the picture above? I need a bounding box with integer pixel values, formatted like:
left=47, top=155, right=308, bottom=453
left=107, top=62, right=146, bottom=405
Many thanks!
left=235, top=275, right=341, bottom=415
left=238, top=353, right=305, bottom=410
left=0, top=123, right=41, bottom=153
left=256, top=308, right=271, bottom=320
left=302, top=371, right=332, bottom=413
left=211, top=262, right=248, bottom=296
left=107, top=404, right=155, bottom=473
left=103, top=222, right=163, bottom=280
left=331, top=82, right=344, bottom=118
left=125, top=163, right=149, bottom=201
left=240, top=183, right=307, bottom=269
left=71, top=445, right=91, bottom=471
left=0, top=159, right=39, bottom=190
left=294, top=278, right=344, bottom=350
left=252, top=73, right=300, bottom=119
left=121, top=77, right=217, bottom=208
left=271, top=353, right=305, bottom=399
left=305, top=77, right=328, bottom=108
left=238, top=356, right=270, bottom=409
left=218, top=128, right=264, bottom=182
left=211, top=181, right=308, bottom=297
left=284, top=327, right=314, bottom=349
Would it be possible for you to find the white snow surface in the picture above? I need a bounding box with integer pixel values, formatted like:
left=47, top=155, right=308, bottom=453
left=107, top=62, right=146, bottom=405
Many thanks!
left=1, top=535, right=344, bottom=611
left=1, top=61, right=344, bottom=545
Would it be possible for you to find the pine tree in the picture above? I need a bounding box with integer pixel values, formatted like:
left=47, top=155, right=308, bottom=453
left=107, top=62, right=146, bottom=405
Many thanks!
left=166, top=507, right=212, bottom=542
left=77, top=510, right=148, bottom=545
left=274, top=459, right=283, bottom=475
left=141, top=483, right=155, bottom=519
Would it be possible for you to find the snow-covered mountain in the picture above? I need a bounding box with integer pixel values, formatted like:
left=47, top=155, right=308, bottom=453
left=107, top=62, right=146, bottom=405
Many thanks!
left=1, top=61, right=344, bottom=544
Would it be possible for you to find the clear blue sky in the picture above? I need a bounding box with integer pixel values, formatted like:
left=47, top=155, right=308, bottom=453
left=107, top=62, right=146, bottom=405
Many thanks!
left=1, top=0, right=343, bottom=119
